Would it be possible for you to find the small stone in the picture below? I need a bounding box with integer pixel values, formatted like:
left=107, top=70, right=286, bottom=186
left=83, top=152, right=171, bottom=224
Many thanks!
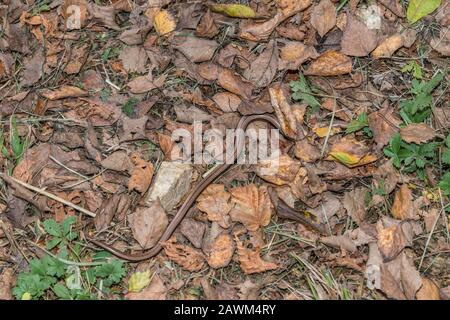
left=146, top=162, right=193, bottom=211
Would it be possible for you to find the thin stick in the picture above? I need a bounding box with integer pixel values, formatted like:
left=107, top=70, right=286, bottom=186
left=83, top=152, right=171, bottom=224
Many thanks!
left=50, top=156, right=89, bottom=180
left=0, top=173, right=96, bottom=218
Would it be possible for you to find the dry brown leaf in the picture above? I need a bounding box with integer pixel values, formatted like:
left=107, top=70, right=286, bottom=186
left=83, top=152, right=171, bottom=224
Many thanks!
left=368, top=103, right=401, bottom=148
left=430, top=29, right=450, bottom=56
left=377, top=218, right=414, bottom=261
left=21, top=48, right=44, bottom=87
left=180, top=218, right=206, bottom=249
left=74, top=97, right=122, bottom=127
left=89, top=3, right=120, bottom=30
left=305, top=50, right=352, bottom=76
left=255, top=154, right=301, bottom=185
left=64, top=43, right=89, bottom=75
left=126, top=275, right=167, bottom=300
left=310, top=0, right=337, bottom=37
left=269, top=85, right=298, bottom=138
left=173, top=35, right=219, bottom=63
left=321, top=235, right=358, bottom=252
left=343, top=187, right=368, bottom=225
left=294, top=139, right=321, bottom=162
left=41, top=86, right=87, bottom=100
left=100, top=151, right=133, bottom=173
left=377, top=0, right=405, bottom=17
left=127, top=74, right=167, bottom=94
left=197, top=184, right=232, bottom=228
left=235, top=236, right=278, bottom=274
left=128, top=154, right=154, bottom=193
left=238, top=11, right=285, bottom=42
left=212, top=92, right=241, bottom=113
left=400, top=123, right=436, bottom=144
left=128, top=201, right=168, bottom=250
left=371, top=34, right=404, bottom=59
left=279, top=41, right=318, bottom=70
left=244, top=40, right=278, bottom=88
left=340, top=15, right=377, bottom=56
left=416, top=278, right=441, bottom=300
left=206, top=233, right=235, bottom=269
left=391, top=184, right=417, bottom=220
left=229, top=184, right=272, bottom=232
left=217, top=67, right=254, bottom=100
left=0, top=268, right=14, bottom=300
left=162, top=237, right=206, bottom=272
left=119, top=46, right=148, bottom=73
left=196, top=10, right=219, bottom=38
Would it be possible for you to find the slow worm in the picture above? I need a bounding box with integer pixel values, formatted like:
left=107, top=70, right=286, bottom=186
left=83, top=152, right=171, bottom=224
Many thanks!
left=88, top=114, right=323, bottom=261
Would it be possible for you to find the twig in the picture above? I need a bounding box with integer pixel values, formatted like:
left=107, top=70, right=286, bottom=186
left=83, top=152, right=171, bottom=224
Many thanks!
left=418, top=188, right=446, bottom=270
left=0, top=173, right=96, bottom=218
left=50, top=156, right=88, bottom=180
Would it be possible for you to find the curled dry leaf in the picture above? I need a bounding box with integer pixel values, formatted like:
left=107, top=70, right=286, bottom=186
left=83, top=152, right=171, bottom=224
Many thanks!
left=206, top=233, right=235, bottom=269
left=255, top=154, right=301, bottom=185
left=244, top=40, right=278, bottom=88
left=269, top=85, right=298, bottom=138
left=400, top=123, right=436, bottom=144
left=128, top=200, right=168, bottom=250
left=310, top=0, right=337, bottom=37
left=89, top=3, right=120, bottom=30
left=101, top=151, right=133, bottom=173
left=340, top=15, right=378, bottom=57
left=229, top=184, right=272, bottom=232
left=327, top=137, right=377, bottom=168
left=371, top=34, right=404, bottom=59
left=235, top=236, right=278, bottom=274
left=128, top=153, right=154, bottom=193
left=64, top=43, right=89, bottom=75
left=162, top=237, right=206, bottom=272
left=41, top=86, right=87, bottom=100
left=239, top=11, right=285, bottom=42
left=197, top=184, right=232, bottom=229
left=391, top=184, right=417, bottom=220
left=305, top=50, right=352, bottom=76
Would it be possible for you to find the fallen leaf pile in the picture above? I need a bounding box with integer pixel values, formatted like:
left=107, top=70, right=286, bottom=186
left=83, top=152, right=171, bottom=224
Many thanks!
left=0, top=0, right=448, bottom=301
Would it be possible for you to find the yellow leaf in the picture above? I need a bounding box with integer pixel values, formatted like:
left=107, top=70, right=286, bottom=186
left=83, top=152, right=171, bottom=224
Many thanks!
left=328, top=151, right=361, bottom=167
left=21, top=292, right=32, bottom=300
left=210, top=4, right=256, bottom=18
left=153, top=10, right=176, bottom=36
left=128, top=270, right=152, bottom=293
left=313, top=126, right=340, bottom=138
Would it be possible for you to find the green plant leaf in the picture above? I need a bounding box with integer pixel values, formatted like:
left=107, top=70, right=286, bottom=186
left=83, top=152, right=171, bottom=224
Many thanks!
left=43, top=219, right=62, bottom=237
left=439, top=172, right=450, bottom=196
left=407, top=0, right=442, bottom=23
left=290, top=73, right=321, bottom=110
left=346, top=112, right=369, bottom=134
left=53, top=283, right=71, bottom=300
